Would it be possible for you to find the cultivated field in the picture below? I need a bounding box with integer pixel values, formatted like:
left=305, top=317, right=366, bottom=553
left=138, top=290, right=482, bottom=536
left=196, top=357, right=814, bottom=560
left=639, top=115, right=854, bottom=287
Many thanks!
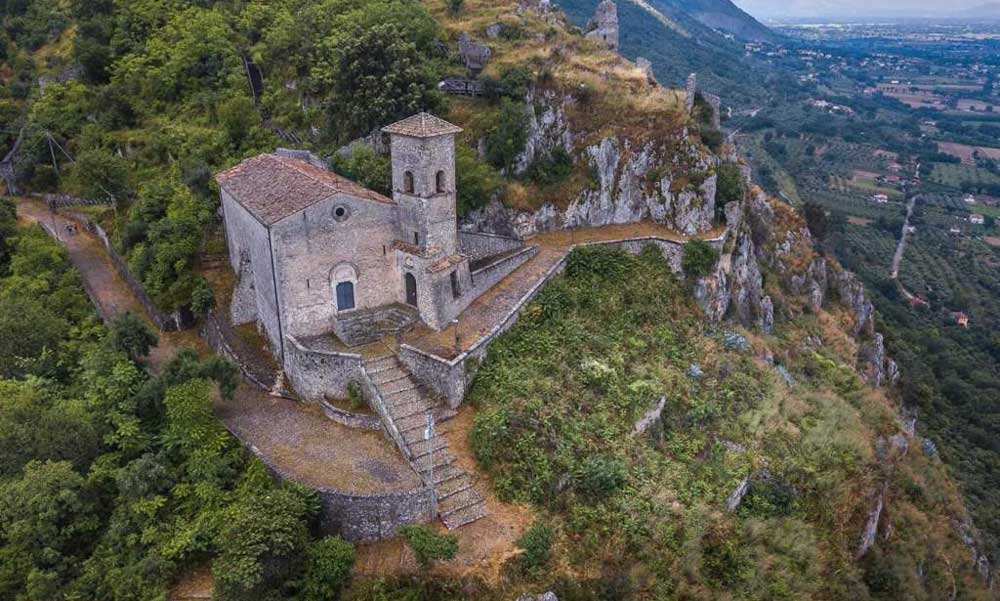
left=938, top=141, right=1000, bottom=165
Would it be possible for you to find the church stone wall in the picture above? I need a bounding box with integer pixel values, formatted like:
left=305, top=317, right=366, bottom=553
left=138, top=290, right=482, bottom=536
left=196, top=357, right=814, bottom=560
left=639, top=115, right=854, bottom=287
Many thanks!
left=272, top=194, right=401, bottom=340
left=284, top=335, right=365, bottom=402
left=220, top=189, right=282, bottom=355
left=458, top=231, right=525, bottom=261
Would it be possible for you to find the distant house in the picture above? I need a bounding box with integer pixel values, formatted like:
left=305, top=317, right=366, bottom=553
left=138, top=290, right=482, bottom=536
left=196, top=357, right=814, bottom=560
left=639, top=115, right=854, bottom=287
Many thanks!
left=905, top=225, right=917, bottom=234
left=888, top=162, right=903, bottom=172
left=949, top=226, right=962, bottom=235
left=964, top=194, right=976, bottom=204
left=886, top=175, right=902, bottom=184
left=970, top=214, right=985, bottom=225
left=952, top=312, right=970, bottom=328
left=873, top=193, right=889, bottom=204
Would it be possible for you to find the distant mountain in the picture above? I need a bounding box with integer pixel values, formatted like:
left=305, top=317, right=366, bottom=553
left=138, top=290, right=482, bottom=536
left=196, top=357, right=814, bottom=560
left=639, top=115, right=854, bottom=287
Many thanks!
left=557, top=0, right=778, bottom=103
left=669, top=0, right=779, bottom=42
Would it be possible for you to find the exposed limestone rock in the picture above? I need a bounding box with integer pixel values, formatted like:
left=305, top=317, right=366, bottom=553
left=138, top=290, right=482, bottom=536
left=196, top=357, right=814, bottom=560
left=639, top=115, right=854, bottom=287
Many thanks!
left=830, top=267, right=876, bottom=337
left=726, top=475, right=751, bottom=512
left=513, top=89, right=575, bottom=176
left=634, top=396, right=667, bottom=435
left=517, top=593, right=558, bottom=601
left=856, top=483, right=887, bottom=559
left=636, top=57, right=656, bottom=84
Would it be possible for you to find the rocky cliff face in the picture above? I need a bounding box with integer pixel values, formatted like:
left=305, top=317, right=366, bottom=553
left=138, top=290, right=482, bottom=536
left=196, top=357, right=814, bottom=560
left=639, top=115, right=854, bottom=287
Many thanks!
left=695, top=189, right=897, bottom=387
left=461, top=89, right=718, bottom=237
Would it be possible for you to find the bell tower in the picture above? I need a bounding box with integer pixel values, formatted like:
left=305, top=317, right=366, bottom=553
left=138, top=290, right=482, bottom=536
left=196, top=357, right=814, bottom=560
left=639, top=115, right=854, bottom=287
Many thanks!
left=383, top=113, right=463, bottom=256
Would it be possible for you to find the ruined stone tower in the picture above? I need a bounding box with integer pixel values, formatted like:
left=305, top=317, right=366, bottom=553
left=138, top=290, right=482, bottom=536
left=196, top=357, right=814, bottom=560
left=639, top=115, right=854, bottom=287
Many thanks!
left=586, top=0, right=619, bottom=51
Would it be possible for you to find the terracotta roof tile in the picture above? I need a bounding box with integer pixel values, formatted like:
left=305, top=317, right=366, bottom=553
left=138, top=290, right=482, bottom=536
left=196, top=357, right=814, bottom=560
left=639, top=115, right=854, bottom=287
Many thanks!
left=382, top=112, right=462, bottom=138
left=215, top=154, right=393, bottom=225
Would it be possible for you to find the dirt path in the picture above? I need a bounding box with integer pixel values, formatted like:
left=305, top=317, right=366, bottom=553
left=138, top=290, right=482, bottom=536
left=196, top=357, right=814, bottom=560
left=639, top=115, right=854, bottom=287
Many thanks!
left=890, top=195, right=917, bottom=280
left=15, top=197, right=191, bottom=369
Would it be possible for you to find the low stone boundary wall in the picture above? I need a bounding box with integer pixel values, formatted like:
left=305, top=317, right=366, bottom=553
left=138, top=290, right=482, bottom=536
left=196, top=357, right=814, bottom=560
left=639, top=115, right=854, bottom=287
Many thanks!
left=37, top=192, right=111, bottom=209
left=318, top=399, right=382, bottom=431
left=469, top=245, right=538, bottom=297
left=401, top=234, right=725, bottom=407
left=86, top=221, right=193, bottom=331
left=284, top=335, right=364, bottom=402
left=459, top=231, right=524, bottom=262
left=234, top=426, right=434, bottom=541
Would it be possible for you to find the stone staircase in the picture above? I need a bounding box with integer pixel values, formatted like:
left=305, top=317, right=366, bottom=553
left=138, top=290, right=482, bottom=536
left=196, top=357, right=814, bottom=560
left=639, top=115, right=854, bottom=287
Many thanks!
left=363, top=354, right=487, bottom=529
left=334, top=304, right=418, bottom=347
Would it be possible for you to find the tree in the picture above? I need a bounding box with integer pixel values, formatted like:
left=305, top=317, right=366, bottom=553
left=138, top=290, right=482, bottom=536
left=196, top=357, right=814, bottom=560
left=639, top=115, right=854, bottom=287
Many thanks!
left=486, top=98, right=529, bottom=173
left=682, top=240, right=720, bottom=278
left=69, top=147, right=130, bottom=203
left=213, top=487, right=313, bottom=601
left=218, top=95, right=259, bottom=150
left=297, top=536, right=355, bottom=601
left=399, top=524, right=458, bottom=570
left=326, top=22, right=442, bottom=140
left=0, top=197, right=18, bottom=275
left=803, top=202, right=828, bottom=242
left=330, top=144, right=391, bottom=196
left=191, top=277, right=216, bottom=317
left=0, top=461, right=99, bottom=598
left=456, top=145, right=504, bottom=216
left=107, top=311, right=158, bottom=361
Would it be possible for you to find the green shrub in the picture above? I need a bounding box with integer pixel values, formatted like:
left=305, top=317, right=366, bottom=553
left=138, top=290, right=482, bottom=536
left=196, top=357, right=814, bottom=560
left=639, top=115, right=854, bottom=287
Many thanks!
left=399, top=524, right=458, bottom=570
left=191, top=277, right=215, bottom=317
left=107, top=311, right=158, bottom=361
left=298, top=536, right=355, bottom=601
left=565, top=246, right=632, bottom=282
left=516, top=522, right=554, bottom=573
left=575, top=455, right=627, bottom=499
left=485, top=98, right=529, bottom=173
left=681, top=240, right=719, bottom=278
left=525, top=147, right=574, bottom=186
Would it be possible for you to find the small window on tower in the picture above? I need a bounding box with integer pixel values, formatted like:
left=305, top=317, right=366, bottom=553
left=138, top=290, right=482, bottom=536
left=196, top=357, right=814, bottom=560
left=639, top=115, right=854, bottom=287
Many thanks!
left=414, top=232, right=419, bottom=245
left=404, top=171, right=415, bottom=194
left=436, top=170, right=446, bottom=193
left=450, top=271, right=461, bottom=299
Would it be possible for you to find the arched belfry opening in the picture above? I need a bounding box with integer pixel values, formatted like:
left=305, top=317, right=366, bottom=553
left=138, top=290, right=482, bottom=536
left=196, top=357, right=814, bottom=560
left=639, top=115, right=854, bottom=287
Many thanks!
left=404, top=171, right=415, bottom=194
left=436, top=170, right=447, bottom=193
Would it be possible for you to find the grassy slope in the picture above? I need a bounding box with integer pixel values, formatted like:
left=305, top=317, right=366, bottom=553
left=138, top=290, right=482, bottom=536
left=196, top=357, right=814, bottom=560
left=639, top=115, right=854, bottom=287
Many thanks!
left=465, top=244, right=992, bottom=599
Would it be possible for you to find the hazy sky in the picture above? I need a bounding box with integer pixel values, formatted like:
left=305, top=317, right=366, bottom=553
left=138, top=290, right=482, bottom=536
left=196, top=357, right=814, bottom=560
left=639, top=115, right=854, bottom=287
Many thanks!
left=732, top=0, right=985, bottom=19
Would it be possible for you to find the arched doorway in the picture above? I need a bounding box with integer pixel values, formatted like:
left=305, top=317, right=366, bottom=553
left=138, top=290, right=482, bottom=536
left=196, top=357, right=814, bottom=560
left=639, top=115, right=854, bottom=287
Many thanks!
left=331, top=263, right=357, bottom=312
left=404, top=273, right=417, bottom=307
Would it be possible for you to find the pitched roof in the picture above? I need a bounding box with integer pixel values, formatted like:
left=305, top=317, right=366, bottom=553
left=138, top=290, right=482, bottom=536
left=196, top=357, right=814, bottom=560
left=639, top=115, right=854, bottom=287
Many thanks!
left=215, top=154, right=393, bottom=225
left=382, top=112, right=463, bottom=138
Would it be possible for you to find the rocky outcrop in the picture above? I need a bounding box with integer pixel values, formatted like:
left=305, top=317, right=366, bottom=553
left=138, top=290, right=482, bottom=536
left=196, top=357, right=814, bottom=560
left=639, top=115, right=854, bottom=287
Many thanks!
left=461, top=90, right=717, bottom=237
left=859, top=333, right=899, bottom=388
left=512, top=89, right=575, bottom=176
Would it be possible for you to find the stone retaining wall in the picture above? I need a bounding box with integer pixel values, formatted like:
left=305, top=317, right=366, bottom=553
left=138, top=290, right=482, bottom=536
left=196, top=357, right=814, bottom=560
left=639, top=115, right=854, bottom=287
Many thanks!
left=284, top=335, right=364, bottom=402
left=401, top=235, right=724, bottom=407
left=233, top=423, right=434, bottom=541
left=202, top=311, right=279, bottom=393
left=459, top=231, right=524, bottom=261
left=468, top=245, right=538, bottom=298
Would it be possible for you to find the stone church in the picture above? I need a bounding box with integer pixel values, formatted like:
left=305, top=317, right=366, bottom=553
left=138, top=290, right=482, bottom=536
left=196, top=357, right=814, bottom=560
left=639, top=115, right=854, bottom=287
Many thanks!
left=216, top=113, right=523, bottom=360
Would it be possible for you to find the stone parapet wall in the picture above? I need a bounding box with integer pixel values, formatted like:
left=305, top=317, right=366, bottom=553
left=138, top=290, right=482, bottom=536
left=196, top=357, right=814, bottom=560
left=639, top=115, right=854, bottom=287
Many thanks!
left=402, top=234, right=725, bottom=407
left=231, top=420, right=434, bottom=541
left=202, top=311, right=279, bottom=392
left=284, top=335, right=364, bottom=402
left=459, top=231, right=525, bottom=262
left=319, top=399, right=383, bottom=430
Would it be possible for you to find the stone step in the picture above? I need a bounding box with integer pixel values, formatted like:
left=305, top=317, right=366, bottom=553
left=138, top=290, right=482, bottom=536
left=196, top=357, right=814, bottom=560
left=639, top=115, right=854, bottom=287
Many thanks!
left=396, top=412, right=430, bottom=434
left=414, top=450, right=455, bottom=474
left=364, top=355, right=397, bottom=371
left=372, top=370, right=408, bottom=386
left=438, top=486, right=483, bottom=516
left=429, top=464, right=464, bottom=486
left=378, top=380, right=419, bottom=396
left=388, top=400, right=430, bottom=421
left=440, top=498, right=487, bottom=530
left=383, top=387, right=423, bottom=405
left=402, top=426, right=434, bottom=446
left=409, top=436, right=448, bottom=460
left=436, top=475, right=472, bottom=501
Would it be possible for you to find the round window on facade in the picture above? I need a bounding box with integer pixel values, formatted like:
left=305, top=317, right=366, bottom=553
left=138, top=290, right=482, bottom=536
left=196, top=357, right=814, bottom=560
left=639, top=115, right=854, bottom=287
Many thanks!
left=333, top=205, right=350, bottom=222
